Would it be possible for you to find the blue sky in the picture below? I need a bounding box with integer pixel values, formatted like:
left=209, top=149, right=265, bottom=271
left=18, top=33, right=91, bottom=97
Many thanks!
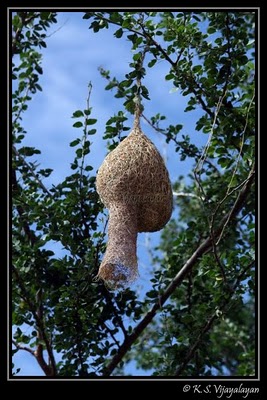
left=12, top=11, right=209, bottom=377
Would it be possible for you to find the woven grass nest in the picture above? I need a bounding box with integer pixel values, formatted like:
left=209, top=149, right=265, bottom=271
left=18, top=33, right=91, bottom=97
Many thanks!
left=96, top=117, right=173, bottom=289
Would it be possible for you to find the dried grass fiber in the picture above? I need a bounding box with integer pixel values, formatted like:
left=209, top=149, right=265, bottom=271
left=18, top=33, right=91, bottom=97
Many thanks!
left=96, top=122, right=172, bottom=289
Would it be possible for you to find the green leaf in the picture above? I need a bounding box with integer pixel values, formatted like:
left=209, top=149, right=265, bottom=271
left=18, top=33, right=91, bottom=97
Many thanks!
left=72, top=110, right=84, bottom=118
left=165, top=73, right=174, bottom=81
left=192, top=14, right=201, bottom=22
left=192, top=65, right=203, bottom=74
left=35, top=65, right=43, bottom=75
left=123, top=19, right=133, bottom=29
left=114, top=28, right=123, bottom=38
left=19, top=147, right=41, bottom=156
left=238, top=55, right=248, bottom=65
left=148, top=59, right=157, bottom=68
left=69, top=139, right=81, bottom=147
left=35, top=84, right=43, bottom=92
left=146, top=290, right=157, bottom=299
left=71, top=162, right=78, bottom=170
left=87, top=129, right=97, bottom=135
left=76, top=148, right=83, bottom=159
left=12, top=15, right=21, bottom=29
left=133, top=52, right=141, bottom=61
left=73, top=121, right=83, bottom=128
left=141, top=86, right=150, bottom=100
left=218, top=156, right=229, bottom=168
left=207, top=26, right=216, bottom=34
left=120, top=80, right=132, bottom=88
left=19, top=72, right=28, bottom=80
left=86, top=118, right=97, bottom=125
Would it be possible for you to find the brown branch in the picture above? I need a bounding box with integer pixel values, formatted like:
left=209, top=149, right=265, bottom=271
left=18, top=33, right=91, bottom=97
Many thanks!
left=93, top=13, right=178, bottom=67
left=13, top=336, right=54, bottom=376
left=174, top=47, right=185, bottom=66
left=139, top=25, right=177, bottom=68
left=101, top=165, right=255, bottom=376
left=140, top=24, right=214, bottom=120
left=12, top=339, right=35, bottom=356
left=101, top=287, right=129, bottom=340
left=103, top=322, right=121, bottom=348
left=12, top=265, right=57, bottom=376
left=174, top=259, right=255, bottom=376
left=34, top=288, right=56, bottom=376
left=13, top=168, right=56, bottom=374
left=190, top=85, right=214, bottom=119
left=94, top=14, right=214, bottom=126
left=174, top=313, right=218, bottom=376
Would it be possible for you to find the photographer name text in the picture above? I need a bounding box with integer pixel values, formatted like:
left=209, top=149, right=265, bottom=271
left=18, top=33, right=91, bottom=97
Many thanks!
left=183, top=383, right=259, bottom=398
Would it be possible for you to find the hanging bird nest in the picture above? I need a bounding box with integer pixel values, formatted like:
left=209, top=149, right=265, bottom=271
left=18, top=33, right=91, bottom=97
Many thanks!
left=95, top=112, right=173, bottom=289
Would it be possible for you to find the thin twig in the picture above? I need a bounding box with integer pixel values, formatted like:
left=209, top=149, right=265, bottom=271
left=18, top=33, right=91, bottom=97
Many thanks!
left=141, top=113, right=220, bottom=174
left=134, top=43, right=148, bottom=130
left=12, top=85, right=30, bottom=127
left=173, top=191, right=203, bottom=200
left=194, top=92, right=226, bottom=177
left=174, top=259, right=255, bottom=376
left=78, top=82, right=93, bottom=237
left=174, top=313, right=218, bottom=376
left=103, top=322, right=121, bottom=348
left=215, top=167, right=255, bottom=246
left=92, top=13, right=178, bottom=68
left=102, top=288, right=129, bottom=340
left=225, top=89, right=255, bottom=193
left=46, top=18, right=68, bottom=38
left=13, top=146, right=51, bottom=195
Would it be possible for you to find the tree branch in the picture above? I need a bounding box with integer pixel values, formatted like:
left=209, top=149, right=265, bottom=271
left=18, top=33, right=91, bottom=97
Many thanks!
left=12, top=339, right=35, bottom=356
left=13, top=145, right=51, bottom=196
left=92, top=13, right=178, bottom=67
left=101, top=287, right=129, bottom=340
left=35, top=288, right=57, bottom=376
left=190, top=83, right=214, bottom=119
left=103, top=322, right=121, bottom=348
left=175, top=314, right=217, bottom=376
left=12, top=265, right=57, bottom=376
left=101, top=165, right=255, bottom=376
left=141, top=113, right=220, bottom=175
left=174, top=259, right=255, bottom=376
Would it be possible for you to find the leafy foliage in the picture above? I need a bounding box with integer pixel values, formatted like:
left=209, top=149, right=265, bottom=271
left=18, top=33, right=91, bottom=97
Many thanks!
left=12, top=11, right=255, bottom=377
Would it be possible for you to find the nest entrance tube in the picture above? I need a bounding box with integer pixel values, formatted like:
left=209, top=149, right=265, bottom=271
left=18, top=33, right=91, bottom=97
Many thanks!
left=96, top=118, right=173, bottom=289
left=97, top=204, right=138, bottom=289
